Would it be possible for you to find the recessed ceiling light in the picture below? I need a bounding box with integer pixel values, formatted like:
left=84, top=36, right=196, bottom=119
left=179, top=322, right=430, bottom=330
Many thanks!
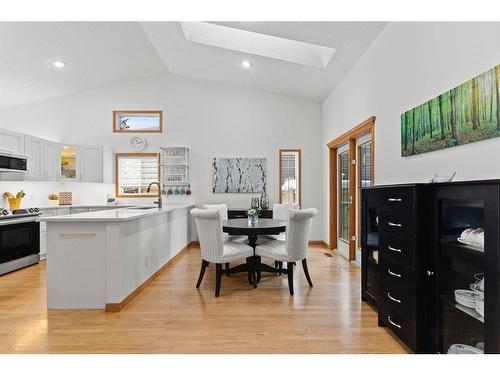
left=52, top=60, right=66, bottom=69
left=240, top=60, right=252, bottom=69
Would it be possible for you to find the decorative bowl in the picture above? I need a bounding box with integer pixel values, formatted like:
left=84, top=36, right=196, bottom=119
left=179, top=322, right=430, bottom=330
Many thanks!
left=454, top=289, right=481, bottom=309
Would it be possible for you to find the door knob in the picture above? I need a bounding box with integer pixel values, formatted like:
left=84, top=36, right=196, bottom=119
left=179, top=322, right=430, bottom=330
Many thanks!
left=427, top=270, right=434, bottom=276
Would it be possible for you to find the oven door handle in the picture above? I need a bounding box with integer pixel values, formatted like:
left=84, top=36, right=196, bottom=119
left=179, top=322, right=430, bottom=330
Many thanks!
left=0, top=217, right=38, bottom=226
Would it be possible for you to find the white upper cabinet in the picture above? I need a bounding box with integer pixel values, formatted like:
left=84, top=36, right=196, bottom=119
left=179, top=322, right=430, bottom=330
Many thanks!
left=0, top=129, right=25, bottom=156
left=24, top=135, right=44, bottom=180
left=42, top=140, right=58, bottom=181
left=80, top=145, right=103, bottom=183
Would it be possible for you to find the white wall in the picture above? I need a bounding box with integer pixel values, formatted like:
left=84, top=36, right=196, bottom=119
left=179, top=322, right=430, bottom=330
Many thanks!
left=322, top=22, right=500, bottom=242
left=0, top=73, right=324, bottom=238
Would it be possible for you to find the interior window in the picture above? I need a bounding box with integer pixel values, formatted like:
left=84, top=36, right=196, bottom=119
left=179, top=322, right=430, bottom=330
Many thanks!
left=115, top=153, right=159, bottom=197
left=339, top=150, right=350, bottom=241
left=279, top=149, right=301, bottom=206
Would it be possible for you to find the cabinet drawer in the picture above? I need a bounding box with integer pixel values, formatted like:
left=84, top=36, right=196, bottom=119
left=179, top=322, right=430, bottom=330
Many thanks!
left=381, top=262, right=413, bottom=293
left=380, top=304, right=415, bottom=350
left=381, top=285, right=413, bottom=321
left=379, top=188, right=414, bottom=213
left=380, top=234, right=414, bottom=269
left=380, top=210, right=413, bottom=236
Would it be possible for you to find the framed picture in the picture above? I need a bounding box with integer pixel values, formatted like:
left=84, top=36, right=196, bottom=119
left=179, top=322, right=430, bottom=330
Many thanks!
left=113, top=110, right=163, bottom=133
left=401, top=64, right=500, bottom=156
left=212, top=158, right=267, bottom=193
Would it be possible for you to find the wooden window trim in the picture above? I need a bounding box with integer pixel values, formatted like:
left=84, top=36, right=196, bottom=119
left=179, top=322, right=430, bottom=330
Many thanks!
left=112, top=110, right=163, bottom=133
left=357, top=140, right=374, bottom=250
left=337, top=150, right=348, bottom=242
left=115, top=152, right=160, bottom=198
left=279, top=149, right=302, bottom=207
left=327, top=116, right=375, bottom=261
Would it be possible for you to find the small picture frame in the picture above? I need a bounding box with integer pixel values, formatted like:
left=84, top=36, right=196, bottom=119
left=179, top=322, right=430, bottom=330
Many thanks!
left=113, top=110, right=163, bottom=133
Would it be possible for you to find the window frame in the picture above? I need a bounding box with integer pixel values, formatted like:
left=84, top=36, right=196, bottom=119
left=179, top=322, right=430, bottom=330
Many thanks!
left=278, top=149, right=302, bottom=207
left=114, top=152, right=160, bottom=198
left=112, top=110, right=163, bottom=133
left=337, top=149, right=350, bottom=243
left=357, top=140, right=374, bottom=249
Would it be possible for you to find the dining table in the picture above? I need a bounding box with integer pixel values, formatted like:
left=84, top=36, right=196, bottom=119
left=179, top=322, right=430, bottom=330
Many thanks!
left=222, top=218, right=286, bottom=287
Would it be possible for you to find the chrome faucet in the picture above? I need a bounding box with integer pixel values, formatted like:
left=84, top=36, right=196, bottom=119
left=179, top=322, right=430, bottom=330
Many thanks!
left=147, top=182, right=162, bottom=208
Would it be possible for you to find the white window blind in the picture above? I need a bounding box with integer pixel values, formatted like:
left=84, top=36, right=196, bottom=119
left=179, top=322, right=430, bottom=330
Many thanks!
left=117, top=154, right=159, bottom=196
left=280, top=150, right=300, bottom=205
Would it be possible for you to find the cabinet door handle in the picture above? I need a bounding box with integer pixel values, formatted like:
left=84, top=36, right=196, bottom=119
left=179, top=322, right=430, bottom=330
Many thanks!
left=388, top=198, right=402, bottom=202
left=388, top=269, right=402, bottom=278
left=387, top=316, right=402, bottom=329
left=388, top=221, right=402, bottom=227
left=388, top=245, right=402, bottom=253
left=387, top=292, right=402, bottom=304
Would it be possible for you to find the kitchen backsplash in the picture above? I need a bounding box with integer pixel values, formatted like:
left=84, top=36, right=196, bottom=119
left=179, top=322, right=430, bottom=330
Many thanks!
left=0, top=181, right=115, bottom=208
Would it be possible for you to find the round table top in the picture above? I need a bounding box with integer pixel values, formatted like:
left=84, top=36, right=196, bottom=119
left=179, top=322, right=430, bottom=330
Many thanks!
left=222, top=218, right=286, bottom=235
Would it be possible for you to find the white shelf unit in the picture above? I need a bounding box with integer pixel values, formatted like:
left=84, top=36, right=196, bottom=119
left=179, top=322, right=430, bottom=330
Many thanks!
left=160, top=147, right=191, bottom=196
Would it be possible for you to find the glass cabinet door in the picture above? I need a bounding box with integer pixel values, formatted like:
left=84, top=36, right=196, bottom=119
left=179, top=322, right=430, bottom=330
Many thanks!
left=437, top=184, right=499, bottom=354
left=60, top=145, right=79, bottom=180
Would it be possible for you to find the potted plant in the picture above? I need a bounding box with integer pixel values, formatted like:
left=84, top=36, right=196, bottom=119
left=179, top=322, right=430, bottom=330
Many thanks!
left=247, top=208, right=258, bottom=225
left=48, top=193, right=59, bottom=206
left=4, top=190, right=25, bottom=210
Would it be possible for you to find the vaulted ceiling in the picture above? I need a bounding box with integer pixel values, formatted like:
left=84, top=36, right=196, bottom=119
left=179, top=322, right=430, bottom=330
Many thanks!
left=0, top=22, right=387, bottom=108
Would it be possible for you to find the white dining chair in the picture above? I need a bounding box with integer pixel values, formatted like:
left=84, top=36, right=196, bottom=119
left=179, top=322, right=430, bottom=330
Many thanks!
left=201, top=203, right=245, bottom=275
left=191, top=208, right=254, bottom=297
left=255, top=208, right=318, bottom=295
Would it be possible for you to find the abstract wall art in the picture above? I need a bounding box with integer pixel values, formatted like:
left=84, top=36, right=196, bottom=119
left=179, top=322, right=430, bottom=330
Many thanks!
left=212, top=158, right=267, bottom=193
left=401, top=64, right=500, bottom=156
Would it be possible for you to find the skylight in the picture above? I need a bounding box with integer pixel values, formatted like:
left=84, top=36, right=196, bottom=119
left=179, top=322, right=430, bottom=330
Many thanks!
left=180, top=22, right=336, bottom=68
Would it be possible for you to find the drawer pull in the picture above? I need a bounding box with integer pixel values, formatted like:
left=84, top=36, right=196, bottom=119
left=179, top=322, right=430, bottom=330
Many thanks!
left=388, top=316, right=402, bottom=329
left=388, top=221, right=402, bottom=227
left=388, top=269, right=402, bottom=278
left=388, top=198, right=402, bottom=202
left=388, top=245, right=402, bottom=253
left=387, top=292, right=402, bottom=304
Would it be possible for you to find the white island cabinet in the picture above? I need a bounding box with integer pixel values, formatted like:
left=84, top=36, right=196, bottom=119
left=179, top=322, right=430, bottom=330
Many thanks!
left=41, top=204, right=194, bottom=310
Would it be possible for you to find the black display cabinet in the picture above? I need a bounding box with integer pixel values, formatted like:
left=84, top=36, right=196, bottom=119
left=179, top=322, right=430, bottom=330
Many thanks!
left=361, top=180, right=500, bottom=354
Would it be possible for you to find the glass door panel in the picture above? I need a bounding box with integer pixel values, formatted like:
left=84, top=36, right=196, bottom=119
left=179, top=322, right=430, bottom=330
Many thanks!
left=338, top=151, right=350, bottom=242
left=439, top=198, right=485, bottom=353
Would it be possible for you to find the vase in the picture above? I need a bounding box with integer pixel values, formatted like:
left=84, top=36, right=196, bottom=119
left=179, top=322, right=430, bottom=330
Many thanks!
left=248, top=214, right=258, bottom=225
left=8, top=198, right=22, bottom=210
left=260, top=193, right=269, bottom=209
left=251, top=197, right=259, bottom=209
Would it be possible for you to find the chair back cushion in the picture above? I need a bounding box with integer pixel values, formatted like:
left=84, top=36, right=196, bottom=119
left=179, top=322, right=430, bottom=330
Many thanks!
left=201, top=204, right=228, bottom=221
left=272, top=203, right=300, bottom=220
left=190, top=208, right=224, bottom=263
left=285, top=208, right=318, bottom=262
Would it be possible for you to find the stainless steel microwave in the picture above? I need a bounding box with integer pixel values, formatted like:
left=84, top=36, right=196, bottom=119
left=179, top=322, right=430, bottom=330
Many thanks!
left=0, top=152, right=27, bottom=173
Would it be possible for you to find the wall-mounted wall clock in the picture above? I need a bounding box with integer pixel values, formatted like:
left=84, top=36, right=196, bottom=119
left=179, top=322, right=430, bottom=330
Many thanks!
left=130, top=136, right=147, bottom=151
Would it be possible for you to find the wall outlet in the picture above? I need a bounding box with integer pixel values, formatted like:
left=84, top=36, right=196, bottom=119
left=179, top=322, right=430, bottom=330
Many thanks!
left=144, top=254, right=149, bottom=267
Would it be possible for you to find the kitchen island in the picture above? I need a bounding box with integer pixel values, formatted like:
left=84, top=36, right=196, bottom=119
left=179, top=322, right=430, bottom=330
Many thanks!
left=41, top=204, right=194, bottom=311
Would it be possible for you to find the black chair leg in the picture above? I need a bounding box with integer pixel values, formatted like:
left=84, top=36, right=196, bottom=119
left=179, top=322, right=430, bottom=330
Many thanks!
left=256, top=256, right=262, bottom=283
left=196, top=260, right=209, bottom=288
left=246, top=257, right=254, bottom=286
left=215, top=263, right=222, bottom=297
left=287, top=262, right=294, bottom=295
left=225, top=262, right=230, bottom=277
left=302, top=258, right=313, bottom=287
left=278, top=261, right=283, bottom=275
left=275, top=261, right=279, bottom=274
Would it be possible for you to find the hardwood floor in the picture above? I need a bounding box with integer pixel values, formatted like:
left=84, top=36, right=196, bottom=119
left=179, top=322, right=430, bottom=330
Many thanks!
left=0, top=245, right=409, bottom=353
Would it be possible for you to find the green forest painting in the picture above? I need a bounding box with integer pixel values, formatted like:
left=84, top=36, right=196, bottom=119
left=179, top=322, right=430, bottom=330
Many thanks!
left=401, top=64, right=500, bottom=156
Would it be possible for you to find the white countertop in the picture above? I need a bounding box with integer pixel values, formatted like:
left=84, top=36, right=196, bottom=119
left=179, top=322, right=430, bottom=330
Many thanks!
left=38, top=204, right=136, bottom=210
left=40, top=204, right=194, bottom=222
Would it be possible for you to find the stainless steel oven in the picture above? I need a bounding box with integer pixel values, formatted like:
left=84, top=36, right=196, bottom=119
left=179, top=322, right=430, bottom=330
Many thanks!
left=0, top=210, right=40, bottom=276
